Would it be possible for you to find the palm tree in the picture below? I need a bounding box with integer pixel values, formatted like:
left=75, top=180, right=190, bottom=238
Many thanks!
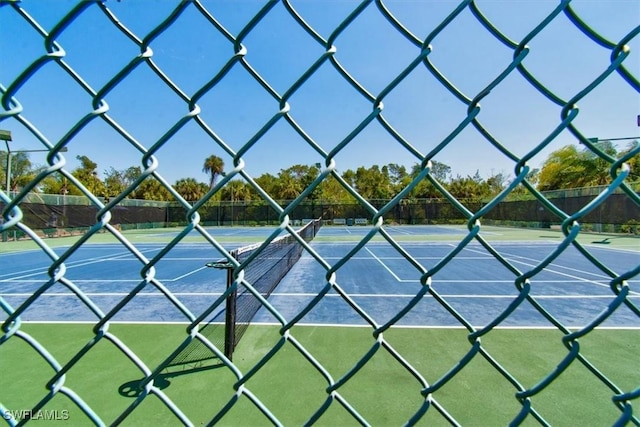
left=202, top=155, right=224, bottom=188
left=174, top=178, right=208, bottom=202
left=276, top=171, right=302, bottom=200
left=222, top=180, right=251, bottom=202
left=537, top=144, right=619, bottom=191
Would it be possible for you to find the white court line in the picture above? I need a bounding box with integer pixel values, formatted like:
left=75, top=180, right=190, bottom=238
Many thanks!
left=172, top=266, right=209, bottom=281
left=317, top=256, right=492, bottom=260
left=0, top=247, right=160, bottom=281
left=10, top=320, right=640, bottom=330
left=0, top=255, right=213, bottom=283
left=461, top=246, right=640, bottom=296
left=384, top=226, right=414, bottom=235
left=583, top=243, right=640, bottom=254
left=5, top=292, right=635, bottom=299
left=3, top=279, right=144, bottom=283
left=245, top=322, right=640, bottom=330
left=4, top=278, right=633, bottom=284
left=313, top=241, right=555, bottom=245
left=271, top=293, right=640, bottom=299
left=0, top=292, right=224, bottom=297
left=144, top=257, right=215, bottom=261
left=364, top=247, right=402, bottom=281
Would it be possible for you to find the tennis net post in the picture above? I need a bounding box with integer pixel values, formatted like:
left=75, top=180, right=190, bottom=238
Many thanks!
left=208, top=258, right=237, bottom=361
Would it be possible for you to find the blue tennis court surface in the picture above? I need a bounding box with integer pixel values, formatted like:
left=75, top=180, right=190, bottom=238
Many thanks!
left=1, top=227, right=638, bottom=328
left=142, top=224, right=479, bottom=240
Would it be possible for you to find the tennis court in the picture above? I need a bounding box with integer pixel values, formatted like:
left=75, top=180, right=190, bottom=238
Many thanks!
left=2, top=225, right=638, bottom=327
left=1, top=225, right=639, bottom=425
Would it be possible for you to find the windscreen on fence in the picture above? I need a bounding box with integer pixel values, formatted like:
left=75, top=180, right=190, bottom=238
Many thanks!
left=0, top=1, right=638, bottom=426
left=2, top=191, right=637, bottom=231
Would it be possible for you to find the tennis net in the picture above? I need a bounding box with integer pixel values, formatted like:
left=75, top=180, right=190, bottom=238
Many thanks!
left=227, top=218, right=322, bottom=358
left=168, top=219, right=322, bottom=366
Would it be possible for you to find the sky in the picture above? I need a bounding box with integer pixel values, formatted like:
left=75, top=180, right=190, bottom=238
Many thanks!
left=1, top=0, right=639, bottom=188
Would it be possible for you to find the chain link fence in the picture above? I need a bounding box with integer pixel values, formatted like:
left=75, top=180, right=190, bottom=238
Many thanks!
left=1, top=1, right=639, bottom=425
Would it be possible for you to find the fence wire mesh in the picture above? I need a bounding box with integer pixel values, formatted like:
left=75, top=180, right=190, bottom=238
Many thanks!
left=1, top=0, right=639, bottom=425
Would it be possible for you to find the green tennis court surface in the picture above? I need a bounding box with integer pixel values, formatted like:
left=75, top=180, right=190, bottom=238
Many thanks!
left=2, top=324, right=639, bottom=426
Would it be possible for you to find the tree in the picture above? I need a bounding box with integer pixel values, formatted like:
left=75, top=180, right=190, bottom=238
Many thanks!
left=537, top=143, right=620, bottom=191
left=447, top=171, right=487, bottom=201
left=222, top=179, right=251, bottom=202
left=318, top=174, right=349, bottom=203
left=352, top=165, right=392, bottom=200
left=104, top=166, right=143, bottom=198
left=582, top=140, right=617, bottom=186
left=72, top=155, right=105, bottom=196
left=507, top=168, right=539, bottom=200
left=0, top=151, right=36, bottom=192
left=275, top=169, right=303, bottom=200
left=429, top=160, right=452, bottom=182
left=252, top=173, right=278, bottom=200
left=279, top=164, right=322, bottom=200
left=341, top=169, right=357, bottom=190
left=409, top=161, right=451, bottom=199
left=39, top=173, right=70, bottom=195
left=202, top=155, right=224, bottom=188
left=386, top=163, right=408, bottom=184
left=174, top=178, right=208, bottom=202
left=486, top=172, right=507, bottom=196
left=618, top=140, right=640, bottom=182
left=136, top=177, right=171, bottom=201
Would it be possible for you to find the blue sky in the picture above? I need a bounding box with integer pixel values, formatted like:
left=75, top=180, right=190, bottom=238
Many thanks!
left=1, top=0, right=638, bottom=187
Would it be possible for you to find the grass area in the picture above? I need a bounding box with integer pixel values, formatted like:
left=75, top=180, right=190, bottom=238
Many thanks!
left=1, top=324, right=638, bottom=426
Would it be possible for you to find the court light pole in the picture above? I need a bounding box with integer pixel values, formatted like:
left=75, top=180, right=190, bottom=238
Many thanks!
left=587, top=136, right=640, bottom=144
left=1, top=130, right=68, bottom=241
left=1, top=129, right=12, bottom=196
left=4, top=145, right=69, bottom=196
left=1, top=129, right=12, bottom=242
